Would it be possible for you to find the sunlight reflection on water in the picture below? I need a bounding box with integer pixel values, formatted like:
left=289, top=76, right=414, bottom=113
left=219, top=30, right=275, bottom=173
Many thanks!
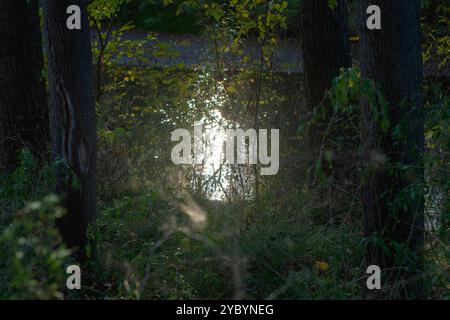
left=201, top=109, right=231, bottom=200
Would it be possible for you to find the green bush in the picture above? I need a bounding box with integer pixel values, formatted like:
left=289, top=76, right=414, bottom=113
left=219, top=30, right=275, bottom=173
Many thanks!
left=0, top=196, right=71, bottom=299
left=0, top=150, right=71, bottom=300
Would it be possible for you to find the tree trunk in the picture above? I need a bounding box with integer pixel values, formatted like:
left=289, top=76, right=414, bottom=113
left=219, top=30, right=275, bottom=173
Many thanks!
left=300, top=0, right=352, bottom=223
left=359, top=0, right=424, bottom=298
left=42, top=0, right=97, bottom=256
left=0, top=0, right=49, bottom=173
left=300, top=0, right=351, bottom=145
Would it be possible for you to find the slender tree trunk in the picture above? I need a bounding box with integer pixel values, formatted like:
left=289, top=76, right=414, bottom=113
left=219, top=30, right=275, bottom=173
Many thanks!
left=0, top=0, right=49, bottom=173
left=43, top=0, right=97, bottom=256
left=300, top=0, right=352, bottom=223
left=359, top=0, right=424, bottom=298
left=300, top=0, right=351, bottom=145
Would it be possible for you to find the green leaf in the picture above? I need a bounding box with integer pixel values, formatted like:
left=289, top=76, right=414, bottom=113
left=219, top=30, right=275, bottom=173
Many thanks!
left=328, top=0, right=338, bottom=10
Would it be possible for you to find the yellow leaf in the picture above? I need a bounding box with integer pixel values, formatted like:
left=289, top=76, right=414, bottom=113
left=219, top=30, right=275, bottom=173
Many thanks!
left=314, top=261, right=329, bottom=272
left=350, top=35, right=360, bottom=43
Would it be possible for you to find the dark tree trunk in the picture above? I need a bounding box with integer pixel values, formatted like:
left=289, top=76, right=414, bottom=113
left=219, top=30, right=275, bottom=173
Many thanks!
left=359, top=0, right=424, bottom=298
left=300, top=0, right=352, bottom=224
left=43, top=0, right=97, bottom=256
left=0, top=0, right=49, bottom=173
left=300, top=0, right=352, bottom=145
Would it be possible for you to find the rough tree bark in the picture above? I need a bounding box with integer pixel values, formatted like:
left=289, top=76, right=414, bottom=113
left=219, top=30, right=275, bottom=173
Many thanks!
left=42, top=0, right=97, bottom=255
left=359, top=0, right=424, bottom=298
left=300, top=0, right=352, bottom=145
left=0, top=0, right=49, bottom=173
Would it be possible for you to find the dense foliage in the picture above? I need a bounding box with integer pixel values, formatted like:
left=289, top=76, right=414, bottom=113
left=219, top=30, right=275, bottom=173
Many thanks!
left=0, top=0, right=448, bottom=299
